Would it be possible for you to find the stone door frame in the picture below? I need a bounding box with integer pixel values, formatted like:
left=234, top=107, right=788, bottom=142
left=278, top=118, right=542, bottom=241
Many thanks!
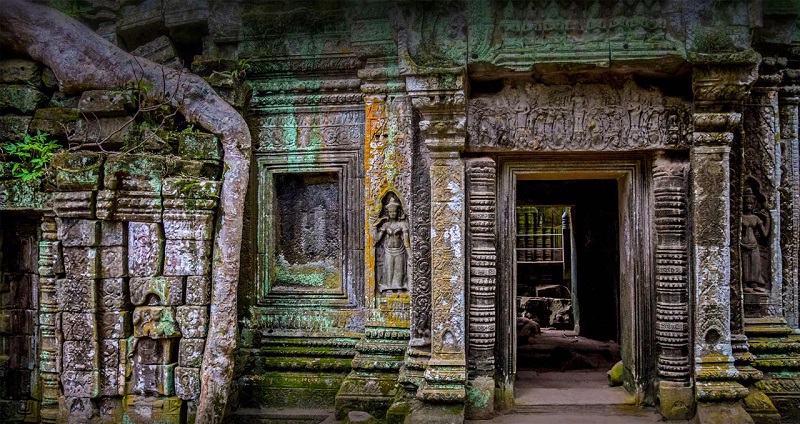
left=496, top=153, right=656, bottom=406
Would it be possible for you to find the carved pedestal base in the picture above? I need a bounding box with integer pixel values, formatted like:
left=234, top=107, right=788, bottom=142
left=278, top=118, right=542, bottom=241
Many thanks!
left=659, top=381, right=695, bottom=420
left=335, top=305, right=410, bottom=420
left=417, top=356, right=467, bottom=403
left=465, top=376, right=495, bottom=420
left=693, top=402, right=754, bottom=424
left=744, top=293, right=772, bottom=319
left=746, top=318, right=800, bottom=422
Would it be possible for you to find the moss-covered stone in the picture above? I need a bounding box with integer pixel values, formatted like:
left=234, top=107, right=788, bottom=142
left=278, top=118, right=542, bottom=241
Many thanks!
left=162, top=177, right=221, bottom=199
left=29, top=107, right=79, bottom=137
left=52, top=151, right=105, bottom=191
left=165, top=159, right=222, bottom=180
left=0, top=115, right=32, bottom=142
left=0, top=59, right=42, bottom=86
left=78, top=90, right=135, bottom=117
left=69, top=117, right=138, bottom=150
left=103, top=153, right=165, bottom=192
left=0, top=178, right=49, bottom=210
left=178, top=132, right=222, bottom=160
left=0, top=85, right=48, bottom=115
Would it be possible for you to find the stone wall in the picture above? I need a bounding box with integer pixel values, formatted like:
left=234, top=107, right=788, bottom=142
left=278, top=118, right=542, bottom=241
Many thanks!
left=0, top=54, right=230, bottom=423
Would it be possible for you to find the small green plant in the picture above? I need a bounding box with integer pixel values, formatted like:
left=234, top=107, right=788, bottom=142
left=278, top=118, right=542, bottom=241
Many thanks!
left=50, top=0, right=92, bottom=18
left=2, top=131, right=62, bottom=182
left=230, top=59, right=252, bottom=80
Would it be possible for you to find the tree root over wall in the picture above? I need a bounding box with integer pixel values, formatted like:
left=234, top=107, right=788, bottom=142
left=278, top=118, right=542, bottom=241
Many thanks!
left=0, top=1, right=251, bottom=422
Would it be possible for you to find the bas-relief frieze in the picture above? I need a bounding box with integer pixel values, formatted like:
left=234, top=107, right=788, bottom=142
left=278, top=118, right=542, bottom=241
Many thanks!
left=467, top=81, right=691, bottom=152
left=252, top=110, right=365, bottom=152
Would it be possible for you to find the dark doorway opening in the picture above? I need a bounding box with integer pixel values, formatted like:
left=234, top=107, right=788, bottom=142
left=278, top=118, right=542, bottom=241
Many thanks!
left=514, top=179, right=626, bottom=406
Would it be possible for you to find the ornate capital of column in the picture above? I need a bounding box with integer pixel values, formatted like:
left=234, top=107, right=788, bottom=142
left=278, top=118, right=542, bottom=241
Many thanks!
left=407, top=72, right=466, bottom=152
left=690, top=50, right=761, bottom=111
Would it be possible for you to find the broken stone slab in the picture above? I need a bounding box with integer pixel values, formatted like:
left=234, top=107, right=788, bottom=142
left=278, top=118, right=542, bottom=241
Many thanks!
left=97, top=190, right=163, bottom=222
left=131, top=35, right=180, bottom=65
left=132, top=306, right=181, bottom=339
left=164, top=158, right=222, bottom=179
left=99, top=366, right=121, bottom=397
left=98, top=310, right=132, bottom=339
left=69, top=117, right=137, bottom=151
left=61, top=312, right=96, bottom=341
left=100, top=221, right=126, bottom=247
left=0, top=59, right=42, bottom=86
left=131, top=363, right=176, bottom=396
left=48, top=92, right=79, bottom=108
left=53, top=191, right=95, bottom=218
left=128, top=222, right=164, bottom=277
left=184, top=276, right=210, bottom=305
left=63, top=340, right=98, bottom=371
left=174, top=366, right=200, bottom=400
left=57, top=278, right=97, bottom=312
left=178, top=338, right=204, bottom=368
left=345, top=411, right=377, bottom=424
left=98, top=278, right=129, bottom=311
left=62, top=247, right=99, bottom=279
left=116, top=0, right=166, bottom=47
left=98, top=246, right=127, bottom=278
left=103, top=154, right=165, bottom=192
left=163, top=210, right=215, bottom=240
left=78, top=90, right=135, bottom=117
left=0, top=179, right=50, bottom=211
left=29, top=107, right=80, bottom=137
left=163, top=239, right=211, bottom=276
left=129, top=276, right=184, bottom=306
left=177, top=132, right=221, bottom=160
left=0, top=115, right=32, bottom=141
left=56, top=218, right=101, bottom=247
left=41, top=68, right=58, bottom=90
left=60, top=396, right=98, bottom=421
left=175, top=305, right=208, bottom=339
left=0, top=85, right=48, bottom=114
left=162, top=177, right=221, bottom=199
left=122, top=395, right=182, bottom=423
left=52, top=151, right=104, bottom=191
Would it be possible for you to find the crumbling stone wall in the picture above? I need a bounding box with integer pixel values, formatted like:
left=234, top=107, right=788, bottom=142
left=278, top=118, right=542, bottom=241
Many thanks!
left=0, top=52, right=230, bottom=423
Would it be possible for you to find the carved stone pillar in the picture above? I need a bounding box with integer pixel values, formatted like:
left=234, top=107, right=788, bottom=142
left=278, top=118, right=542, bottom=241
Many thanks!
left=464, top=158, right=497, bottom=419
left=779, top=69, right=800, bottom=329
left=743, top=57, right=786, bottom=319
left=690, top=52, right=759, bottom=423
left=653, top=152, right=694, bottom=420
left=408, top=73, right=467, bottom=412
left=38, top=212, right=61, bottom=422
left=336, top=63, right=414, bottom=420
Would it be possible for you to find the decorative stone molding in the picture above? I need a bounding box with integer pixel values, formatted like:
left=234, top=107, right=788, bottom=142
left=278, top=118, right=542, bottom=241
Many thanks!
left=464, top=157, right=497, bottom=419
left=778, top=70, right=800, bottom=329
left=653, top=152, right=693, bottom=420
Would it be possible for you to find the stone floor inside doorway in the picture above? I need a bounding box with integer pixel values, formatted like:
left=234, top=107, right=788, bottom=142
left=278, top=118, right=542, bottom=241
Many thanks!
left=476, top=328, right=689, bottom=423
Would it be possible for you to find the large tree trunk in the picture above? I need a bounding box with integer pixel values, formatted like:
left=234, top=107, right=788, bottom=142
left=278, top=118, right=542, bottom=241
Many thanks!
left=0, top=1, right=250, bottom=422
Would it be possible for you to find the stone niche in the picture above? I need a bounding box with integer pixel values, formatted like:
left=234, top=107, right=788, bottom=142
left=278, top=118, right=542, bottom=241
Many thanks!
left=256, top=151, right=363, bottom=311
left=273, top=172, right=341, bottom=291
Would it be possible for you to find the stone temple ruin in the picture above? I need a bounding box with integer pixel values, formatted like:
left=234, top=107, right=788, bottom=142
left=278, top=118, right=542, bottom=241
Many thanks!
left=1, top=0, right=800, bottom=423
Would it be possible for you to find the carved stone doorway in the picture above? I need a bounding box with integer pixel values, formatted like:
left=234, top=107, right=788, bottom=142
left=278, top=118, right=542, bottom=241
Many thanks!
left=497, top=155, right=655, bottom=409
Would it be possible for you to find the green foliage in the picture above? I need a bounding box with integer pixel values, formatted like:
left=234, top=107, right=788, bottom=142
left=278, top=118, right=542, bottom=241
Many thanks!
left=231, top=59, right=252, bottom=80
left=2, top=131, right=62, bottom=181
left=50, top=0, right=91, bottom=18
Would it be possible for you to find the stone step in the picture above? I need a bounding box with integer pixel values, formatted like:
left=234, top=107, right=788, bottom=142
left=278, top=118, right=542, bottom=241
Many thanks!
left=510, top=403, right=654, bottom=416
left=226, top=408, right=333, bottom=424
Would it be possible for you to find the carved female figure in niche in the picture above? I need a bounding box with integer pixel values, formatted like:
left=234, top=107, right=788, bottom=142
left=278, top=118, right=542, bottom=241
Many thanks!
left=741, top=186, right=770, bottom=294
left=373, top=193, right=410, bottom=293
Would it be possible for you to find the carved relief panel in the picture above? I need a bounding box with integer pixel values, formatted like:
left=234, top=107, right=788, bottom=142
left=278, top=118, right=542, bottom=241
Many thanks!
left=467, top=80, right=691, bottom=152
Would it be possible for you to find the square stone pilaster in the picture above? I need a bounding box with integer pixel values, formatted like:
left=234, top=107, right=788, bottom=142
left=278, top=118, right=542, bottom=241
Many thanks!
left=690, top=51, right=760, bottom=423
left=408, top=72, right=467, bottom=406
